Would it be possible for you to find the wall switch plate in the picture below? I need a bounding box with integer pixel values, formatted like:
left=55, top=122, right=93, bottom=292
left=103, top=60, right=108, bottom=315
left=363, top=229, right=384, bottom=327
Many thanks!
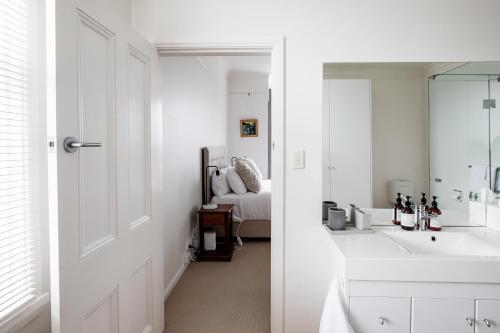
left=293, top=150, right=305, bottom=169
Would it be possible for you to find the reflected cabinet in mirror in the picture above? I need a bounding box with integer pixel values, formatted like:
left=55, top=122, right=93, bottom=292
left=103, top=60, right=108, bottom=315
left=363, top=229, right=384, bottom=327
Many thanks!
left=322, top=62, right=500, bottom=228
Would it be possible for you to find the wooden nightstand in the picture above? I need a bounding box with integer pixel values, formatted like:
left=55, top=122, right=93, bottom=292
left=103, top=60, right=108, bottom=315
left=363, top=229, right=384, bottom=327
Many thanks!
left=196, top=204, right=234, bottom=261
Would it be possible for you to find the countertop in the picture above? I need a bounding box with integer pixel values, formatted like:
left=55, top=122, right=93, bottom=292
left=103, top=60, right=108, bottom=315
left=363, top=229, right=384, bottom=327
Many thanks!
left=326, top=224, right=500, bottom=283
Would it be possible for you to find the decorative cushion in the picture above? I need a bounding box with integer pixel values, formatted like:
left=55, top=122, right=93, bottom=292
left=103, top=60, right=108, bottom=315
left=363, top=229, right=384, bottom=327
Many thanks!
left=227, top=167, right=247, bottom=194
left=239, top=157, right=263, bottom=179
left=235, top=159, right=262, bottom=193
left=211, top=167, right=231, bottom=197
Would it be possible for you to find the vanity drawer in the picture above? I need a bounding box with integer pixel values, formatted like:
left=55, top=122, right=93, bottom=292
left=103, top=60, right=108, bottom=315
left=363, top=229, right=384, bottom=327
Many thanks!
left=349, top=296, right=411, bottom=333
left=412, top=298, right=474, bottom=333
left=476, top=300, right=500, bottom=333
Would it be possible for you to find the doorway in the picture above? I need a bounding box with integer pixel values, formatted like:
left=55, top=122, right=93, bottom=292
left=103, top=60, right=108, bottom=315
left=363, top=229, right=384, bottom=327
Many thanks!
left=157, top=43, right=285, bottom=333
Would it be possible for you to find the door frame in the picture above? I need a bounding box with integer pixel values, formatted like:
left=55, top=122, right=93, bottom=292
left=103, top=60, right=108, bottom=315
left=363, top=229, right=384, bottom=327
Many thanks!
left=156, top=40, right=286, bottom=333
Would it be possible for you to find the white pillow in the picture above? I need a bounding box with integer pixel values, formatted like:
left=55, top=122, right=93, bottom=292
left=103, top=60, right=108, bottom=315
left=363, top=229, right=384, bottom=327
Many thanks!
left=235, top=160, right=261, bottom=193
left=211, top=167, right=231, bottom=197
left=227, top=167, right=247, bottom=194
left=239, top=157, right=263, bottom=179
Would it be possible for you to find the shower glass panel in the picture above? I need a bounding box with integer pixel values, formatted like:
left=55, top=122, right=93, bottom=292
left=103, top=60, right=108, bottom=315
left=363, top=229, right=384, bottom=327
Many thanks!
left=490, top=80, right=500, bottom=192
left=429, top=72, right=500, bottom=218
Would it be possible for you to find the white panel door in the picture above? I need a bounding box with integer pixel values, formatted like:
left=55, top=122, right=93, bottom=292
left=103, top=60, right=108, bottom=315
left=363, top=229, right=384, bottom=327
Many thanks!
left=326, top=79, right=372, bottom=208
left=412, top=298, right=474, bottom=333
left=52, top=1, right=164, bottom=332
left=476, top=300, right=500, bottom=332
left=349, top=296, right=411, bottom=333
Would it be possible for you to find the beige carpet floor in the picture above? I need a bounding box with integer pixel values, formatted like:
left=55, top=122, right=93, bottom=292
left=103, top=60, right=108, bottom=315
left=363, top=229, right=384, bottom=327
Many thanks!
left=164, top=241, right=271, bottom=333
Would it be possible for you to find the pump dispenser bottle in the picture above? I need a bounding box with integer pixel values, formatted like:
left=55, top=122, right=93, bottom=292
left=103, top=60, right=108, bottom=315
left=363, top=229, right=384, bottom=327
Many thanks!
left=420, top=193, right=429, bottom=212
left=428, top=196, right=442, bottom=231
left=393, top=192, right=404, bottom=225
left=400, top=196, right=415, bottom=231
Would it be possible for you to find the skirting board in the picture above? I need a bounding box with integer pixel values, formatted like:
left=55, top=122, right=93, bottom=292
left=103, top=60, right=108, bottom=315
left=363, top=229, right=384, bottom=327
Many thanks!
left=163, top=261, right=190, bottom=301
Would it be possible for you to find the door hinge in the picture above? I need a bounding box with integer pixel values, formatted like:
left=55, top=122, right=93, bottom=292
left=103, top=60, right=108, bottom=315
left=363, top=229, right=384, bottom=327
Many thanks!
left=483, top=99, right=496, bottom=109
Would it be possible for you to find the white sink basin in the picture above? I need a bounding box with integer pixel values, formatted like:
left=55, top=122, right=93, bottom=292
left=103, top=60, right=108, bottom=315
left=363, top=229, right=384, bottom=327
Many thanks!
left=382, top=230, right=500, bottom=257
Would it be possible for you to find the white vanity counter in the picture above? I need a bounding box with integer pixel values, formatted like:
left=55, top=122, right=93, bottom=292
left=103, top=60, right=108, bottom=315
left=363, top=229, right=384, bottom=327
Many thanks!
left=325, top=224, right=500, bottom=333
left=326, top=226, right=500, bottom=283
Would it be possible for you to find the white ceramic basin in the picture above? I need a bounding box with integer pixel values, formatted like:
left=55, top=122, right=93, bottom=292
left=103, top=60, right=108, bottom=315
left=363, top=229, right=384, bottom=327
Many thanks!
left=382, top=230, right=500, bottom=257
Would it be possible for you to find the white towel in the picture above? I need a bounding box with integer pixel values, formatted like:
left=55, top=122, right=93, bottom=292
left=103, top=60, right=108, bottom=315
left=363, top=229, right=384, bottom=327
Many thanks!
left=319, top=277, right=355, bottom=333
left=469, top=164, right=489, bottom=192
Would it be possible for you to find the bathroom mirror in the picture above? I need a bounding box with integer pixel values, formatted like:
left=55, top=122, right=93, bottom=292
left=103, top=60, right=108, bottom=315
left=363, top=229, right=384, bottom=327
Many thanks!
left=322, top=62, right=500, bottom=226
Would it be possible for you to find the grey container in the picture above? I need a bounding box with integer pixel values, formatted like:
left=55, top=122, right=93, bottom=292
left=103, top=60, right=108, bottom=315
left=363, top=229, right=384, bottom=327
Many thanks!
left=328, top=207, right=346, bottom=230
left=322, top=201, right=338, bottom=222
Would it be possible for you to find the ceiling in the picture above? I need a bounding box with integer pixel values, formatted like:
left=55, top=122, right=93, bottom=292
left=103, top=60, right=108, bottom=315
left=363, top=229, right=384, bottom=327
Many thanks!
left=444, top=62, right=500, bottom=75
left=220, top=55, right=271, bottom=74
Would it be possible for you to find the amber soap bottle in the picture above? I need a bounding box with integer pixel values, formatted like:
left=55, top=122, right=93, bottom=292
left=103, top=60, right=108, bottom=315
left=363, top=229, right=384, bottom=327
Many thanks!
left=400, top=196, right=415, bottom=231
left=392, top=192, right=404, bottom=225
left=428, top=196, right=442, bottom=231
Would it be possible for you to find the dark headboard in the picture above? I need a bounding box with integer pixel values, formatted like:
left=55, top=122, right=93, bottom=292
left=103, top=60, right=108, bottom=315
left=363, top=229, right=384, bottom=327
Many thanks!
left=202, top=146, right=227, bottom=204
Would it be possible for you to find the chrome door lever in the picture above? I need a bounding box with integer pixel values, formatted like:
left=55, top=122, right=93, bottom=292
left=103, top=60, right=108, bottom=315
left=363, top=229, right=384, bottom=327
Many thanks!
left=64, top=137, right=102, bottom=153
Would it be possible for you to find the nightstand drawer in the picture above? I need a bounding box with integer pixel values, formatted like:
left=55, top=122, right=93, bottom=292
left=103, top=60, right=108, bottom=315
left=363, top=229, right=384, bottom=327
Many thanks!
left=200, top=213, right=226, bottom=226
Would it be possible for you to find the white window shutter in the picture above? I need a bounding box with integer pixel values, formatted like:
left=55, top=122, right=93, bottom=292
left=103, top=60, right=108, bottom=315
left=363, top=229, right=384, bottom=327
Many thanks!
left=0, top=0, right=37, bottom=321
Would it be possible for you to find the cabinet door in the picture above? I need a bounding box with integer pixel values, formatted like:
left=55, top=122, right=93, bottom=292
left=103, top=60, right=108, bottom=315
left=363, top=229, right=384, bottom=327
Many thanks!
left=349, top=297, right=410, bottom=333
left=477, top=300, right=500, bottom=332
left=412, top=298, right=474, bottom=333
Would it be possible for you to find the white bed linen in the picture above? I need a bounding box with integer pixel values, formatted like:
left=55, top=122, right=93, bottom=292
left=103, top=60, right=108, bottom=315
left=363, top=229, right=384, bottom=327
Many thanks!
left=211, top=179, right=271, bottom=221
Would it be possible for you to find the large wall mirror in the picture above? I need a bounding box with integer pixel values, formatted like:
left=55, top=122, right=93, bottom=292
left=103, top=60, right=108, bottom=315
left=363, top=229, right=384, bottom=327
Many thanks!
left=322, top=62, right=500, bottom=226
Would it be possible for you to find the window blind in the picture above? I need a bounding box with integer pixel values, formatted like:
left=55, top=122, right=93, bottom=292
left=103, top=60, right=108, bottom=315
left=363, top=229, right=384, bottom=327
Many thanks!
left=0, top=0, right=37, bottom=321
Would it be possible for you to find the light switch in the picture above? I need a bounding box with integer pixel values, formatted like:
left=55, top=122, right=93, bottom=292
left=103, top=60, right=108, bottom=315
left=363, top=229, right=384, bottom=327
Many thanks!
left=293, top=150, right=305, bottom=169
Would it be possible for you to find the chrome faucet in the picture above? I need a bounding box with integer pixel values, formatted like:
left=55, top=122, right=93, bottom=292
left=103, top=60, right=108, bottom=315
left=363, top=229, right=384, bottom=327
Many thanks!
left=416, top=205, right=430, bottom=231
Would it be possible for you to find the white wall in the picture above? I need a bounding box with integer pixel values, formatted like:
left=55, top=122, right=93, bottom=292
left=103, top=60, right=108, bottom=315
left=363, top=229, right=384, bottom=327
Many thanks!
left=227, top=72, right=269, bottom=178
left=324, top=64, right=429, bottom=208
left=161, top=57, right=228, bottom=292
left=133, top=1, right=500, bottom=332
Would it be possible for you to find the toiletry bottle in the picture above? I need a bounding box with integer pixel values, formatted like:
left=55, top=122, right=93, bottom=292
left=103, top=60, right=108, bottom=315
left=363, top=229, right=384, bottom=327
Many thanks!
left=400, top=196, right=415, bottom=231
left=428, top=196, right=442, bottom=231
left=420, top=193, right=429, bottom=212
left=392, top=192, right=404, bottom=225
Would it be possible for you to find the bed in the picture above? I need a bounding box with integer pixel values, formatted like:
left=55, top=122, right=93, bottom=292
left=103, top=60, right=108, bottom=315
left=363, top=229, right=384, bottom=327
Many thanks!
left=202, top=146, right=271, bottom=238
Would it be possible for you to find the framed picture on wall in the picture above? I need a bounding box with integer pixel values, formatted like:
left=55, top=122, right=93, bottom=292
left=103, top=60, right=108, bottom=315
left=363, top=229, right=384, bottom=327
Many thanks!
left=240, top=119, right=258, bottom=137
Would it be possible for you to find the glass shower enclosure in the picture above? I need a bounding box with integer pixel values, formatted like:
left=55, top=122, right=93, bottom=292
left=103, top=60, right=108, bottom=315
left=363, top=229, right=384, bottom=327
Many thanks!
left=429, top=69, right=500, bottom=219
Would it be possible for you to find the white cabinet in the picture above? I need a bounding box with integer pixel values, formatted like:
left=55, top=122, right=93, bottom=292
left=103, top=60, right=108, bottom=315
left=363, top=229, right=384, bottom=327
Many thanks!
left=322, top=79, right=373, bottom=208
left=412, top=298, right=474, bottom=333
left=347, top=295, right=500, bottom=333
left=476, top=300, right=500, bottom=332
left=349, top=297, right=410, bottom=333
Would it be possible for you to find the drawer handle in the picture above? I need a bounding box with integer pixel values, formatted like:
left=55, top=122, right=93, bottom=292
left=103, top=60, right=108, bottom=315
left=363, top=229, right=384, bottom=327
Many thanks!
left=466, top=317, right=473, bottom=326
left=484, top=318, right=491, bottom=328
left=379, top=316, right=384, bottom=325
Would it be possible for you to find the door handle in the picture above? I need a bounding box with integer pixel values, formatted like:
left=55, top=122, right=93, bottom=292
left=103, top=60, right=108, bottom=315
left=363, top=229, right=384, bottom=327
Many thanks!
left=466, top=317, right=473, bottom=326
left=484, top=318, right=491, bottom=328
left=434, top=178, right=442, bottom=183
left=64, top=137, right=102, bottom=153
